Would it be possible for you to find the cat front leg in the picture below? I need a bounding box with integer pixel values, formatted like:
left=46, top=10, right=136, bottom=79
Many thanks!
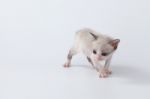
left=104, top=55, right=113, bottom=75
left=99, top=69, right=109, bottom=78
left=89, top=58, right=100, bottom=72
left=92, top=59, right=108, bottom=78
left=87, top=56, right=100, bottom=71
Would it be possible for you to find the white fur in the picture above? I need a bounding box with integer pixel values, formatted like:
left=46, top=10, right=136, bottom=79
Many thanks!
left=73, top=28, right=113, bottom=58
left=64, top=28, right=120, bottom=78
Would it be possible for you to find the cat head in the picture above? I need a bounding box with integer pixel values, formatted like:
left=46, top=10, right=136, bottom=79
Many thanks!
left=90, top=32, right=120, bottom=61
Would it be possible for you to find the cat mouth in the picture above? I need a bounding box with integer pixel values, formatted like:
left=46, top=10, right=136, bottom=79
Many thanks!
left=96, top=56, right=104, bottom=61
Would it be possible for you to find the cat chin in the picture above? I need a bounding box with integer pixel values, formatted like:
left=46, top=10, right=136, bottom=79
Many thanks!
left=93, top=56, right=106, bottom=61
left=98, top=57, right=107, bottom=61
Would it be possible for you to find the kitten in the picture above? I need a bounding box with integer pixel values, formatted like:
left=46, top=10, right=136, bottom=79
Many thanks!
left=63, top=28, right=120, bottom=78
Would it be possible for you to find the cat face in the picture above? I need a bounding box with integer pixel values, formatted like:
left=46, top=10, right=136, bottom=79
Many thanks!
left=91, top=39, right=120, bottom=61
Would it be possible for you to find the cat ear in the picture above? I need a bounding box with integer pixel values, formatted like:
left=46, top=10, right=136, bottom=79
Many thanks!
left=109, top=39, right=120, bottom=50
left=89, top=32, right=98, bottom=40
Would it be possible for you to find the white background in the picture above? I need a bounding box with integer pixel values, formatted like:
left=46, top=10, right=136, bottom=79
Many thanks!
left=0, top=0, right=150, bottom=99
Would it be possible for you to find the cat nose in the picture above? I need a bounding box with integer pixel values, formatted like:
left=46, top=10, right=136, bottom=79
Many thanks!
left=97, top=56, right=102, bottom=60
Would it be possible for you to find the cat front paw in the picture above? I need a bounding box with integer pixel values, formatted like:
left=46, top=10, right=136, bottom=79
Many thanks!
left=99, top=69, right=112, bottom=78
left=99, top=70, right=109, bottom=78
left=63, top=62, right=70, bottom=68
left=105, top=69, right=112, bottom=74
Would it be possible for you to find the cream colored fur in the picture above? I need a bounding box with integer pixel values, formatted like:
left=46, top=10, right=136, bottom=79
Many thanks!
left=64, top=28, right=120, bottom=78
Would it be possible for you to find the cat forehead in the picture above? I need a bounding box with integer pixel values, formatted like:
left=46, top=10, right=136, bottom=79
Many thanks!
left=92, top=38, right=115, bottom=51
left=93, top=39, right=108, bottom=46
left=93, top=42, right=113, bottom=51
left=101, top=44, right=114, bottom=52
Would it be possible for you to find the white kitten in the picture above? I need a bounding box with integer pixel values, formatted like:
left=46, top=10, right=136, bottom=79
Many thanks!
left=64, top=28, right=120, bottom=78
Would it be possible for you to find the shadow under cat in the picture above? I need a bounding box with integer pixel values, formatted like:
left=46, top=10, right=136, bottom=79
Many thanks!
left=112, top=65, right=150, bottom=85
left=70, top=64, right=150, bottom=85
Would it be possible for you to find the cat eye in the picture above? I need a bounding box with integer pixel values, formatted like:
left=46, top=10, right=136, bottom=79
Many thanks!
left=101, top=52, right=108, bottom=56
left=93, top=50, right=97, bottom=54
